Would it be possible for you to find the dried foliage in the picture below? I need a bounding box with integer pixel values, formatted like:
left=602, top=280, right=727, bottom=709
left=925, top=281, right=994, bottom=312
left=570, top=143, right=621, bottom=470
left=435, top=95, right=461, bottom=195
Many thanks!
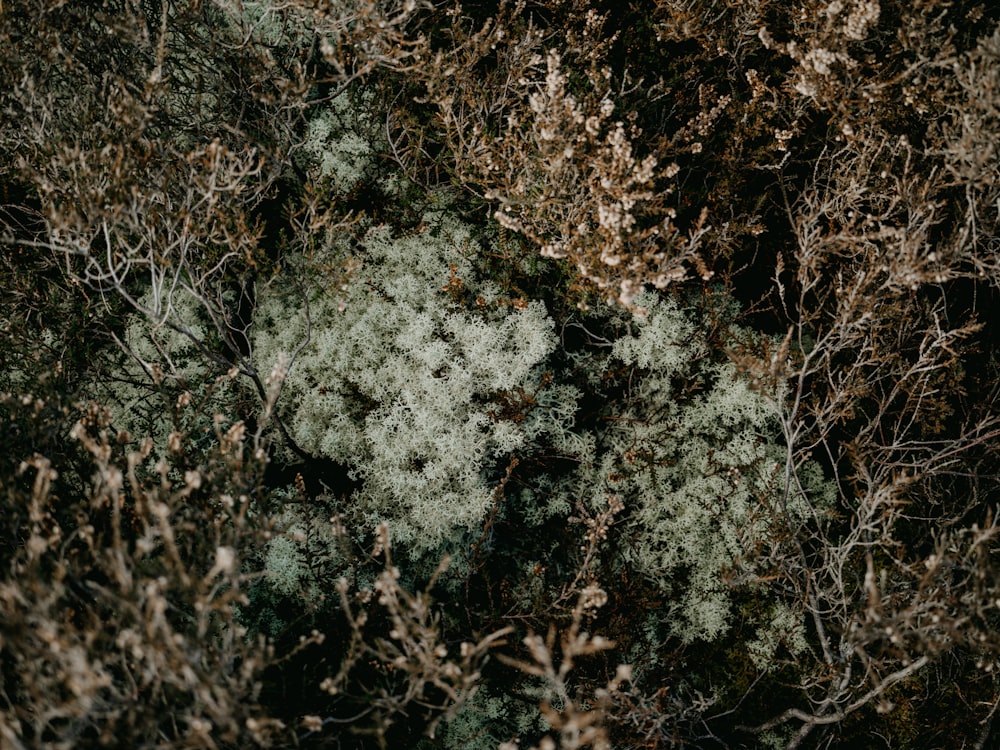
left=388, top=1, right=711, bottom=308
left=499, top=591, right=629, bottom=750
left=0, top=396, right=284, bottom=749
left=4, top=0, right=1000, bottom=748
left=316, top=525, right=511, bottom=746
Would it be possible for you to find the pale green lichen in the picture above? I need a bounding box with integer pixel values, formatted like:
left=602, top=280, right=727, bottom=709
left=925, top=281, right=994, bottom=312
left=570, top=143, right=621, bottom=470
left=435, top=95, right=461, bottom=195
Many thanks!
left=746, top=601, right=810, bottom=671
left=262, top=499, right=348, bottom=602
left=299, top=89, right=384, bottom=196
left=256, top=214, right=827, bottom=645
left=419, top=685, right=543, bottom=750
left=253, top=210, right=559, bottom=552
left=517, top=291, right=822, bottom=643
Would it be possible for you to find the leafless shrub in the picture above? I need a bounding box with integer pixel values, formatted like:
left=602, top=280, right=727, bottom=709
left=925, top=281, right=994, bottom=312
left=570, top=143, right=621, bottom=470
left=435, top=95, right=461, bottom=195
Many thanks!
left=385, top=0, right=712, bottom=308
left=309, top=524, right=511, bottom=747
left=499, top=591, right=631, bottom=750
left=0, top=0, right=433, bottom=460
left=0, top=395, right=287, bottom=748
left=732, top=116, right=1000, bottom=746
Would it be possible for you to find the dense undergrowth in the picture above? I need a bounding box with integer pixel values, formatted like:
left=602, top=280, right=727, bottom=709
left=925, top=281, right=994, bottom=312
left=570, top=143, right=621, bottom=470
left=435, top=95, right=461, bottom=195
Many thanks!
left=3, top=1, right=1000, bottom=748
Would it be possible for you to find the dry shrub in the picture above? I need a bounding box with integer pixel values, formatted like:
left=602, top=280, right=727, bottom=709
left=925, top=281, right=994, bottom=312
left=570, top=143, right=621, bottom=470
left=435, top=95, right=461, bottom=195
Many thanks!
left=0, top=397, right=285, bottom=749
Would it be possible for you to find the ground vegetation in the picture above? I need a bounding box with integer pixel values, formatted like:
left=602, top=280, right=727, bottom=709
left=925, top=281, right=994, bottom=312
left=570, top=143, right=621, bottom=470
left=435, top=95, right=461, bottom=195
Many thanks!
left=3, top=1, right=1000, bottom=748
